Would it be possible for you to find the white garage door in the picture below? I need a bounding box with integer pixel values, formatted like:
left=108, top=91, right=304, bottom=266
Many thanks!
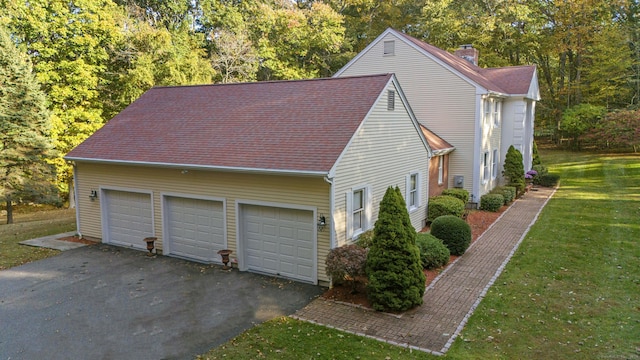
left=165, top=196, right=225, bottom=262
left=242, top=204, right=315, bottom=283
left=104, top=190, right=153, bottom=250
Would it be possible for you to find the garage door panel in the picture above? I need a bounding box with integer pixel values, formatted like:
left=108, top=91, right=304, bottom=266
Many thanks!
left=105, top=190, right=153, bottom=249
left=242, top=204, right=315, bottom=283
left=165, top=196, right=225, bottom=263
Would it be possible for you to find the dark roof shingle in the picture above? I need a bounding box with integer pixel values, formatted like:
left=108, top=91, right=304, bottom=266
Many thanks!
left=66, top=74, right=394, bottom=173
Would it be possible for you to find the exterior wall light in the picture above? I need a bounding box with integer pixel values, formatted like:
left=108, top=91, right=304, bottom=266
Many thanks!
left=89, top=189, right=98, bottom=201
left=317, top=214, right=327, bottom=232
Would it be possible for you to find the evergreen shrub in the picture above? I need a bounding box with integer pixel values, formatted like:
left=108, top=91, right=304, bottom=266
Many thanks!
left=492, top=186, right=515, bottom=204
left=416, top=233, right=450, bottom=270
left=480, top=193, right=504, bottom=212
left=355, top=229, right=374, bottom=248
left=430, top=215, right=472, bottom=256
left=366, top=187, right=425, bottom=312
left=504, top=145, right=526, bottom=196
left=428, top=195, right=465, bottom=221
left=441, top=188, right=469, bottom=204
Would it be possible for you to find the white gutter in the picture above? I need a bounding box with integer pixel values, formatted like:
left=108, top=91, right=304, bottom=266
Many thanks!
left=64, top=157, right=328, bottom=178
left=324, top=176, right=336, bottom=249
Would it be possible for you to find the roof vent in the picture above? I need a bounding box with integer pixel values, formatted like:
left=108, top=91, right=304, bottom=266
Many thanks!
left=454, top=45, right=479, bottom=66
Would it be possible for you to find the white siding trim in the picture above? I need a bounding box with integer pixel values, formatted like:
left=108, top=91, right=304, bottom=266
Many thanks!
left=72, top=164, right=82, bottom=238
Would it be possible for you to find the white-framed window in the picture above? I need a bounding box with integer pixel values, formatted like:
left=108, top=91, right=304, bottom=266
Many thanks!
left=437, top=156, right=444, bottom=185
left=493, top=100, right=501, bottom=127
left=383, top=40, right=395, bottom=56
left=406, top=172, right=421, bottom=211
left=482, top=151, right=490, bottom=184
left=483, top=98, right=491, bottom=126
left=346, top=186, right=372, bottom=240
left=492, top=149, right=498, bottom=179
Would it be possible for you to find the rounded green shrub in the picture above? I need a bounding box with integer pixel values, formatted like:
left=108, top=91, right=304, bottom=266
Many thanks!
left=492, top=186, right=514, bottom=205
left=416, top=233, right=450, bottom=270
left=480, top=193, right=504, bottom=212
left=366, top=186, right=425, bottom=312
left=428, top=195, right=465, bottom=221
left=441, top=188, right=469, bottom=204
left=536, top=173, right=560, bottom=187
left=430, top=215, right=472, bottom=256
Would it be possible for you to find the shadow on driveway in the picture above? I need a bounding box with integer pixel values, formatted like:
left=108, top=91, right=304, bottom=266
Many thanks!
left=0, top=244, right=324, bottom=359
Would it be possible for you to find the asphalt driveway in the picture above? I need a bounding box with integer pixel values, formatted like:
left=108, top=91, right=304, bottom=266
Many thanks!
left=0, top=244, right=323, bottom=359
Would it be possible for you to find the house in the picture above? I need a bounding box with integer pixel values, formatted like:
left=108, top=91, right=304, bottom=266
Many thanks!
left=65, top=74, right=432, bottom=285
left=334, top=28, right=540, bottom=205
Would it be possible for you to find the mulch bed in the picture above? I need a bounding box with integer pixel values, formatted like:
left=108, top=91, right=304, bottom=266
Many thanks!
left=322, top=206, right=508, bottom=308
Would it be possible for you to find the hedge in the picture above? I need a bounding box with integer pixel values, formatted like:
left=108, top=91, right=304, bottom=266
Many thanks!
left=441, top=188, right=470, bottom=203
left=480, top=193, right=504, bottom=212
left=428, top=195, right=465, bottom=221
left=536, top=173, right=560, bottom=187
left=430, top=215, right=472, bottom=256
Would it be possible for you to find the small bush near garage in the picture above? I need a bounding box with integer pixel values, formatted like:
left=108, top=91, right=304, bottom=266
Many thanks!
left=430, top=215, right=472, bottom=256
left=366, top=186, right=425, bottom=312
left=326, top=245, right=368, bottom=291
left=428, top=195, right=465, bottom=221
left=416, top=233, right=450, bottom=270
left=355, top=229, right=374, bottom=249
left=480, top=193, right=504, bottom=212
left=536, top=173, right=561, bottom=187
left=441, top=188, right=470, bottom=204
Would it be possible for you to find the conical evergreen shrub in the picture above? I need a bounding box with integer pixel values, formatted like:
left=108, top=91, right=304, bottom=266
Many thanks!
left=504, top=145, right=525, bottom=195
left=366, top=186, right=425, bottom=312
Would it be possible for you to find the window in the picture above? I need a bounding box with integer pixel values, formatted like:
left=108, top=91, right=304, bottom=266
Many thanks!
left=492, top=149, right=498, bottom=179
left=438, top=156, right=444, bottom=185
left=482, top=152, right=490, bottom=184
left=406, top=171, right=420, bottom=211
left=347, top=186, right=371, bottom=239
left=387, top=90, right=395, bottom=111
left=483, top=98, right=492, bottom=126
left=352, top=189, right=364, bottom=233
left=383, top=40, right=395, bottom=56
left=493, top=100, right=501, bottom=127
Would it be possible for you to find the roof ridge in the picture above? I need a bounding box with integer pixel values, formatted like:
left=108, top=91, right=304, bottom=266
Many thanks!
left=150, top=73, right=393, bottom=90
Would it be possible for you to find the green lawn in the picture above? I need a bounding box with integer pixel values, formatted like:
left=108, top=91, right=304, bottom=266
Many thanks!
left=199, top=150, right=640, bottom=360
left=0, top=207, right=76, bottom=270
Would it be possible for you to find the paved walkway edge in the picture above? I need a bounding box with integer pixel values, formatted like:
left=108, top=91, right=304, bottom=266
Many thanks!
left=439, top=186, right=557, bottom=353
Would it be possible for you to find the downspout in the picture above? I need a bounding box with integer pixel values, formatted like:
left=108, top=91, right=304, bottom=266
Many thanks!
left=72, top=163, right=82, bottom=238
left=324, top=175, right=335, bottom=249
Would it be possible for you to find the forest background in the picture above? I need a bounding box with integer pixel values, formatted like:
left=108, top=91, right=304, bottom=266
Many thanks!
left=1, top=0, right=639, bottom=214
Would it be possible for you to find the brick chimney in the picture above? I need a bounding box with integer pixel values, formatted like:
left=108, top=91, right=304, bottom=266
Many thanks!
left=454, top=44, right=479, bottom=66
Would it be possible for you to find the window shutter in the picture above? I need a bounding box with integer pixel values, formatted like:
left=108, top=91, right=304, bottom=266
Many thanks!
left=365, top=186, right=373, bottom=230
left=345, top=191, right=353, bottom=240
left=405, top=175, right=411, bottom=210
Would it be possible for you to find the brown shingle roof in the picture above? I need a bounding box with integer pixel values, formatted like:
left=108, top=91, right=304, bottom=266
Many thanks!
left=394, top=30, right=535, bottom=95
left=420, top=125, right=454, bottom=155
left=66, top=74, right=394, bottom=174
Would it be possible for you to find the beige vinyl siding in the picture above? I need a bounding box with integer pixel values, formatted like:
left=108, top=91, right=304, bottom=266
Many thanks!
left=337, top=32, right=477, bottom=199
left=74, top=163, right=331, bottom=283
left=332, top=82, right=429, bottom=247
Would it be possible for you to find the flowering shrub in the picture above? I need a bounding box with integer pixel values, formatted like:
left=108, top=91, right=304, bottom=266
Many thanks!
left=525, top=169, right=538, bottom=180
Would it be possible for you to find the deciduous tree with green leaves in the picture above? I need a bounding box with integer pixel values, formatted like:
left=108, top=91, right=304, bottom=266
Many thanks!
left=366, top=186, right=425, bottom=312
left=0, top=27, right=58, bottom=224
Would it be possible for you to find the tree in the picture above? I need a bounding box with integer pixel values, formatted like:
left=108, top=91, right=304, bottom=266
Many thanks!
left=366, top=186, right=425, bottom=312
left=0, top=27, right=58, bottom=224
left=210, top=29, right=258, bottom=83
left=560, top=103, right=607, bottom=148
left=582, top=109, right=640, bottom=151
left=503, top=145, right=525, bottom=196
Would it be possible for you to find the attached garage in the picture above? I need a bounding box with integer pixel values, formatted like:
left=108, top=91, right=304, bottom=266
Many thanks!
left=102, top=189, right=153, bottom=250
left=163, top=195, right=226, bottom=263
left=240, top=204, right=316, bottom=284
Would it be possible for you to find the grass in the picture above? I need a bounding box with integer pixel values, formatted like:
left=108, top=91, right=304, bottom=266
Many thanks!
left=0, top=206, right=76, bottom=270
left=200, top=150, right=639, bottom=360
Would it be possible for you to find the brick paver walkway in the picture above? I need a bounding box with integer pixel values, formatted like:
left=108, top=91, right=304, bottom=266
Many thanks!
left=292, top=186, right=555, bottom=355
